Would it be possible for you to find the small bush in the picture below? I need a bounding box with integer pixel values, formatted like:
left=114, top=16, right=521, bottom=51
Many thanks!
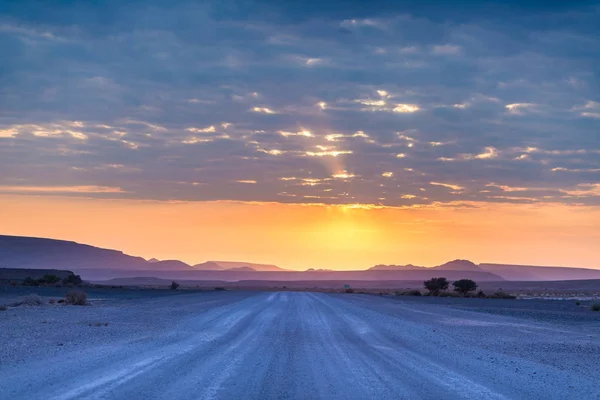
left=214, top=287, right=227, bottom=291
left=0, top=305, right=7, bottom=311
left=591, top=303, right=600, bottom=312
left=21, top=294, right=43, bottom=306
left=49, top=299, right=56, bottom=304
left=22, top=277, right=39, bottom=287
left=476, top=290, right=486, bottom=298
left=170, top=281, right=180, bottom=290
left=41, top=274, right=61, bottom=284
left=575, top=301, right=581, bottom=306
left=396, top=290, right=422, bottom=296
left=65, top=290, right=88, bottom=305
left=62, top=274, right=83, bottom=286
left=57, top=299, right=65, bottom=304
left=490, top=291, right=516, bottom=299
left=345, top=288, right=354, bottom=293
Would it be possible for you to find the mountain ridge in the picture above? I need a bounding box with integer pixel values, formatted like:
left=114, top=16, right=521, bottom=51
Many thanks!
left=1, top=235, right=599, bottom=281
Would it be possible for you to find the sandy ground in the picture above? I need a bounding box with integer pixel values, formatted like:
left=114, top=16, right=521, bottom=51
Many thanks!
left=1, top=291, right=599, bottom=400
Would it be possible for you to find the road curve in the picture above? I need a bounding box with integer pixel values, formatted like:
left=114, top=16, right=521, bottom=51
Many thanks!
left=1, top=292, right=598, bottom=399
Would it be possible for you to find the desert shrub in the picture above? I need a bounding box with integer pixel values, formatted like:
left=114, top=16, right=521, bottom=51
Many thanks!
left=214, top=287, right=227, bottom=291
left=490, top=291, right=516, bottom=299
left=345, top=288, right=354, bottom=293
left=57, top=299, right=65, bottom=304
left=591, top=303, right=600, bottom=312
left=0, top=305, right=7, bottom=311
left=49, top=299, right=56, bottom=304
left=575, top=301, right=581, bottom=306
left=65, top=290, right=88, bottom=305
left=62, top=274, right=82, bottom=286
left=423, top=277, right=449, bottom=296
left=477, top=290, right=486, bottom=298
left=21, top=294, right=43, bottom=306
left=396, top=289, right=422, bottom=296
left=170, top=281, right=180, bottom=290
left=41, top=274, right=61, bottom=284
left=453, top=279, right=478, bottom=296
left=22, top=277, right=39, bottom=287
left=439, top=291, right=460, bottom=298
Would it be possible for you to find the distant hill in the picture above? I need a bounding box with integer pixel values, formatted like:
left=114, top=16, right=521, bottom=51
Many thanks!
left=0, top=235, right=152, bottom=271
left=2, top=235, right=598, bottom=283
left=434, top=260, right=481, bottom=271
left=480, top=263, right=600, bottom=281
left=211, top=261, right=287, bottom=271
left=226, top=266, right=256, bottom=272
left=151, top=260, right=192, bottom=270
left=192, top=262, right=226, bottom=270
left=369, top=264, right=425, bottom=271
left=0, top=235, right=286, bottom=277
left=194, top=261, right=286, bottom=272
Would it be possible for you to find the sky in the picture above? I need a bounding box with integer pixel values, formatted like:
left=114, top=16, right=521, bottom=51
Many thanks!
left=1, top=0, right=599, bottom=269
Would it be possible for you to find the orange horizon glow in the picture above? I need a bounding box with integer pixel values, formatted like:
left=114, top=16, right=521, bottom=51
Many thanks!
left=1, top=194, right=599, bottom=271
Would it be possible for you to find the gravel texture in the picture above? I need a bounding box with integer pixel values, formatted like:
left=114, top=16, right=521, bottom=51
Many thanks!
left=0, top=291, right=599, bottom=399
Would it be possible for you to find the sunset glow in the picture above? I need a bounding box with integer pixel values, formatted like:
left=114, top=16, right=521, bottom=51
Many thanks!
left=0, top=1, right=598, bottom=271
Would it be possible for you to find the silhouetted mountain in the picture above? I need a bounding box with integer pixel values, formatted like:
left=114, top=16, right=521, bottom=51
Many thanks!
left=192, top=262, right=226, bottom=270
left=79, top=268, right=504, bottom=282
left=213, top=261, right=287, bottom=271
left=433, top=259, right=482, bottom=271
left=0, top=235, right=194, bottom=274
left=2, top=235, right=597, bottom=283
left=479, top=263, right=600, bottom=281
left=194, top=261, right=287, bottom=272
left=0, top=235, right=149, bottom=271
left=148, top=258, right=160, bottom=263
left=369, top=264, right=425, bottom=271
left=226, top=266, right=256, bottom=272
left=151, top=260, right=192, bottom=270
left=306, top=268, right=333, bottom=272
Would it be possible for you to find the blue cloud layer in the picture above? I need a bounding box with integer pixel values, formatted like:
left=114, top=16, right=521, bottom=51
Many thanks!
left=1, top=0, right=599, bottom=206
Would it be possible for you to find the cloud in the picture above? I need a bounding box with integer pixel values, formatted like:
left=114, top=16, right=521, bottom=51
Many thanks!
left=392, top=104, right=420, bottom=113
left=0, top=1, right=598, bottom=207
left=505, top=103, right=537, bottom=115
left=0, top=185, right=126, bottom=194
left=430, top=182, right=465, bottom=191
left=251, top=107, right=277, bottom=114
left=431, top=44, right=461, bottom=55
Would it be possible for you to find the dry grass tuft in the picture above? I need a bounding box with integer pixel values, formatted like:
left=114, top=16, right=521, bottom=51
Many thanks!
left=21, top=294, right=43, bottom=306
left=65, top=290, right=88, bottom=306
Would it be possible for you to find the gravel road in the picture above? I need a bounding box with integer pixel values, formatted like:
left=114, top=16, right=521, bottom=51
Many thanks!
left=1, top=291, right=598, bottom=399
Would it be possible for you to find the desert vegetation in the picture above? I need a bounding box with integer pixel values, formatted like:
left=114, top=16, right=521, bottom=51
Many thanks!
left=423, top=277, right=449, bottom=296
left=21, top=294, right=43, bottom=306
left=453, top=279, right=478, bottom=296
left=65, top=290, right=88, bottom=305
left=170, top=281, right=180, bottom=290
left=21, top=273, right=82, bottom=287
left=392, top=278, right=519, bottom=300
